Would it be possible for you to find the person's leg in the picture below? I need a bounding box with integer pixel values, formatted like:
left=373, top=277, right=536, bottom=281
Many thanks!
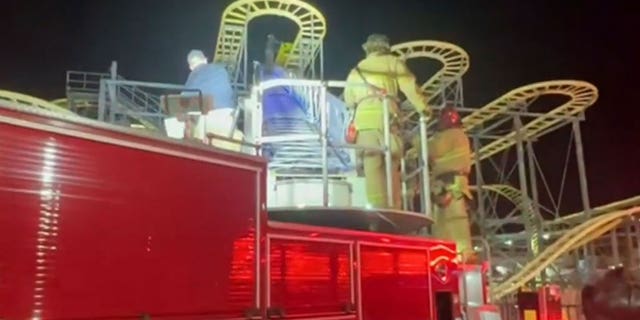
left=357, top=130, right=387, bottom=208
left=390, top=133, right=403, bottom=210
left=442, top=198, right=474, bottom=262
left=431, top=184, right=474, bottom=261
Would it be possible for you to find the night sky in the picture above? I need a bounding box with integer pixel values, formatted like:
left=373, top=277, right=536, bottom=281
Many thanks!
left=2, top=0, right=638, bottom=213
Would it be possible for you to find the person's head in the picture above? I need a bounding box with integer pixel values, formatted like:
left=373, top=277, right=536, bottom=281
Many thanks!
left=362, top=34, right=391, bottom=56
left=187, top=49, right=208, bottom=71
left=437, top=104, right=462, bottom=130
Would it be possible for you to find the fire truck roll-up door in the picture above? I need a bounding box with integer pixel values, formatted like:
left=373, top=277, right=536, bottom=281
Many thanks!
left=266, top=235, right=355, bottom=318
left=0, top=105, right=266, bottom=319
left=359, top=243, right=443, bottom=320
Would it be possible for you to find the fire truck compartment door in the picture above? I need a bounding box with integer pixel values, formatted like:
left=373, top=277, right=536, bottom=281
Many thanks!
left=459, top=265, right=485, bottom=306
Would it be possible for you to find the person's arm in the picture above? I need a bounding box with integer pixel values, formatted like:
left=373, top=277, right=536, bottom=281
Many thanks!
left=395, top=59, right=431, bottom=118
left=343, top=69, right=359, bottom=111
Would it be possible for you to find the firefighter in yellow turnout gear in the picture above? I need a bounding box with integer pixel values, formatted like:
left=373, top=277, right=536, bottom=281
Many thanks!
left=344, top=34, right=431, bottom=209
left=428, top=106, right=475, bottom=262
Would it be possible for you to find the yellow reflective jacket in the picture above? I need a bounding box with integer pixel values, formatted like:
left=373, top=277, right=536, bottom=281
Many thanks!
left=428, top=128, right=472, bottom=177
left=343, top=52, right=430, bottom=130
left=428, top=128, right=473, bottom=199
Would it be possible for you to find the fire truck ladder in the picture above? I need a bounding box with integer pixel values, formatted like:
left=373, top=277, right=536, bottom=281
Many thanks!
left=391, top=41, right=470, bottom=209
left=492, top=206, right=640, bottom=300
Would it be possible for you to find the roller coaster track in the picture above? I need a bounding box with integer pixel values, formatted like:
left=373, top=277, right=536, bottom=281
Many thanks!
left=474, top=184, right=542, bottom=254
left=213, top=0, right=326, bottom=84
left=492, top=206, right=640, bottom=300
left=391, top=40, right=470, bottom=107
left=462, top=80, right=598, bottom=161
left=391, top=46, right=598, bottom=165
left=459, top=81, right=598, bottom=253
left=0, top=90, right=76, bottom=116
left=53, top=97, right=98, bottom=112
left=544, top=195, right=640, bottom=232
left=50, top=98, right=68, bottom=108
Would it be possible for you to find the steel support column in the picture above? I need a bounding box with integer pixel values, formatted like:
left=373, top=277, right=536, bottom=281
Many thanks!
left=473, top=136, right=486, bottom=239
left=320, top=85, right=329, bottom=206
left=572, top=118, right=594, bottom=260
left=514, top=116, right=536, bottom=259
left=526, top=140, right=544, bottom=281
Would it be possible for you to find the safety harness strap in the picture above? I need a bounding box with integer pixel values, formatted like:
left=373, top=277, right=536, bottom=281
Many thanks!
left=353, top=67, right=401, bottom=106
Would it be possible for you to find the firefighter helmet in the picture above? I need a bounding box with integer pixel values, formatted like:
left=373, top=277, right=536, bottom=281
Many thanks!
left=362, top=34, right=391, bottom=54
left=438, top=105, right=462, bottom=130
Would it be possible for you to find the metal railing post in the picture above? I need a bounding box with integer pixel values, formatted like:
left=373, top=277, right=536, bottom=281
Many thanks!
left=98, top=80, right=107, bottom=121
left=626, top=220, right=636, bottom=270
left=611, top=227, right=620, bottom=266
left=473, top=136, right=486, bottom=237
left=107, top=81, right=118, bottom=124
left=320, top=41, right=324, bottom=80
left=320, top=84, right=329, bottom=206
left=514, top=116, right=535, bottom=257
left=382, top=98, right=394, bottom=208
left=401, top=158, right=408, bottom=211
left=419, top=115, right=431, bottom=217
left=255, top=87, right=264, bottom=157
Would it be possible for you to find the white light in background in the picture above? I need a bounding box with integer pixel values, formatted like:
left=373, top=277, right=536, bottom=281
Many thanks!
left=495, top=265, right=509, bottom=275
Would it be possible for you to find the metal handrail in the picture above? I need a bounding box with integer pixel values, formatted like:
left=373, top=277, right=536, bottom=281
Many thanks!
left=253, top=79, right=433, bottom=216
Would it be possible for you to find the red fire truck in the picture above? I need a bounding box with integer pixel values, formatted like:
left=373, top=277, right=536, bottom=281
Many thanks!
left=0, top=103, right=492, bottom=319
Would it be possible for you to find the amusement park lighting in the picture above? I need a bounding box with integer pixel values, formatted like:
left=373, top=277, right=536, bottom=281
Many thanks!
left=495, top=265, right=509, bottom=275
